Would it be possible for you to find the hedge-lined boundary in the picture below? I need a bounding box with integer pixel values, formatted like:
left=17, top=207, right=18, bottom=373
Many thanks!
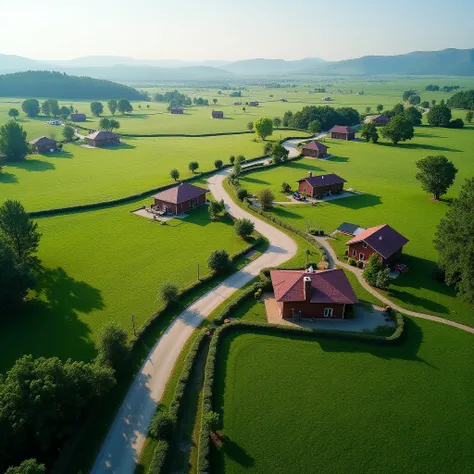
left=197, top=315, right=404, bottom=473
left=148, top=330, right=209, bottom=473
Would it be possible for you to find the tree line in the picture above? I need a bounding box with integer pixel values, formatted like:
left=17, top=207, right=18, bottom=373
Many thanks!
left=446, top=90, right=474, bottom=110
left=425, top=84, right=460, bottom=92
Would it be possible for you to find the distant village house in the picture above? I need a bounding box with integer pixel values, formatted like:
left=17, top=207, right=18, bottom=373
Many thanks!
left=152, top=182, right=207, bottom=215
left=301, top=141, right=329, bottom=158
left=297, top=172, right=346, bottom=197
left=85, top=131, right=121, bottom=147
left=211, top=110, right=224, bottom=119
left=70, top=113, right=86, bottom=122
left=364, top=114, right=390, bottom=126
left=329, top=125, right=356, bottom=140
left=170, top=107, right=184, bottom=114
left=29, top=136, right=58, bottom=153
left=249, top=101, right=259, bottom=107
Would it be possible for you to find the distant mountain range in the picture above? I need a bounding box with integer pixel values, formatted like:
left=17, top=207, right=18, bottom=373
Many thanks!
left=0, top=48, right=473, bottom=80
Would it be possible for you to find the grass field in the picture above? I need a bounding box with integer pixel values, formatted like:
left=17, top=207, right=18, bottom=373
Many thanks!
left=213, top=321, right=474, bottom=474
left=0, top=132, right=303, bottom=212
left=0, top=203, right=255, bottom=372
left=238, top=126, right=474, bottom=325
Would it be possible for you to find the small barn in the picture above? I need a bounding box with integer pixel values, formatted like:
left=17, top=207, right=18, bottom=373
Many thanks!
left=297, top=172, right=346, bottom=198
left=364, top=114, right=390, bottom=126
left=301, top=141, right=329, bottom=158
left=170, top=107, right=184, bottom=114
left=329, top=125, right=356, bottom=140
left=249, top=101, right=259, bottom=107
left=211, top=110, right=224, bottom=119
left=346, top=224, right=409, bottom=265
left=70, top=113, right=86, bottom=122
left=85, top=131, right=121, bottom=147
left=29, top=136, right=58, bottom=153
left=270, top=268, right=358, bottom=320
left=336, top=222, right=366, bottom=237
left=152, top=182, right=208, bottom=215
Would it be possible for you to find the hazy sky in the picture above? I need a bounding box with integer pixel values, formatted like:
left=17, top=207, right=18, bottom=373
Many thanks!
left=2, top=0, right=473, bottom=61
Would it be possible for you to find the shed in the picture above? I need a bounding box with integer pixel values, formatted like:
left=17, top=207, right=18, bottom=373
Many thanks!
left=152, top=182, right=208, bottom=215
left=301, top=141, right=329, bottom=158
left=29, top=136, right=58, bottom=153
left=211, top=110, right=224, bottom=119
left=85, top=131, right=121, bottom=147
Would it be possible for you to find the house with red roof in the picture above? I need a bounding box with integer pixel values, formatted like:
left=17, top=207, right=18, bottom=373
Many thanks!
left=152, top=182, right=208, bottom=215
left=301, top=141, right=329, bottom=158
left=270, top=268, right=358, bottom=320
left=346, top=224, right=409, bottom=265
left=297, top=172, right=346, bottom=198
left=329, top=125, right=356, bottom=140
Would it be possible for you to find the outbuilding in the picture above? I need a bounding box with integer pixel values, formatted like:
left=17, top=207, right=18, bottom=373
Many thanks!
left=211, top=110, right=224, bottom=119
left=297, top=172, right=346, bottom=198
left=329, top=125, right=356, bottom=140
left=29, top=136, right=58, bottom=153
left=170, top=107, right=184, bottom=114
left=70, top=113, right=86, bottom=122
left=249, top=101, right=259, bottom=107
left=364, top=114, right=390, bottom=126
left=301, top=141, right=329, bottom=158
left=152, top=182, right=208, bottom=215
left=85, top=131, right=121, bottom=147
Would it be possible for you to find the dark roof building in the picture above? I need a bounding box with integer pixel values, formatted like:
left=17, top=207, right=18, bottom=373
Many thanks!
left=170, top=107, right=184, bottom=114
left=249, top=101, right=259, bottom=106
left=85, top=131, right=121, bottom=147
left=336, top=222, right=366, bottom=237
left=29, top=136, right=58, bottom=153
left=329, top=125, right=356, bottom=140
left=211, top=110, right=224, bottom=119
left=364, top=114, right=390, bottom=126
left=301, top=141, right=330, bottom=158
left=70, top=113, right=86, bottom=122
left=297, top=173, right=346, bottom=198
left=152, top=182, right=208, bottom=215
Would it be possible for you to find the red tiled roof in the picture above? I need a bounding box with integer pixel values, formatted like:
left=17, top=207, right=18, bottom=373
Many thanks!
left=152, top=182, right=207, bottom=205
left=346, top=224, right=409, bottom=259
left=270, top=269, right=358, bottom=305
left=302, top=141, right=329, bottom=151
left=329, top=125, right=357, bottom=134
left=297, top=173, right=346, bottom=187
left=86, top=131, right=120, bottom=140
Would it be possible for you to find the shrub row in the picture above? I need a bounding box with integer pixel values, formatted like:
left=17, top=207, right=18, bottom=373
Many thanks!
left=196, top=316, right=405, bottom=473
left=119, top=129, right=307, bottom=138
left=148, top=330, right=208, bottom=473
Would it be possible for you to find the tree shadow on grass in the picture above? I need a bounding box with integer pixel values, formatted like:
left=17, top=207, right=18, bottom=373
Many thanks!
left=241, top=176, right=271, bottom=185
left=219, top=436, right=255, bottom=468
left=42, top=150, right=74, bottom=159
left=327, top=155, right=350, bottom=163
left=287, top=160, right=324, bottom=172
left=0, top=171, right=18, bottom=184
left=272, top=205, right=304, bottom=220
left=329, top=193, right=382, bottom=210
left=107, top=142, right=136, bottom=150
left=7, top=159, right=55, bottom=172
left=378, top=142, right=462, bottom=153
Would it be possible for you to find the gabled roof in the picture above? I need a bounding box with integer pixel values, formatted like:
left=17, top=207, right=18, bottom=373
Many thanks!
left=329, top=125, right=357, bottom=134
left=297, top=173, right=346, bottom=187
left=29, top=136, right=57, bottom=146
left=302, top=141, right=329, bottom=151
left=346, top=224, right=409, bottom=259
left=70, top=113, right=86, bottom=117
left=152, top=182, right=207, bottom=205
left=337, top=222, right=366, bottom=236
left=270, top=269, right=358, bottom=305
left=85, top=131, right=120, bottom=140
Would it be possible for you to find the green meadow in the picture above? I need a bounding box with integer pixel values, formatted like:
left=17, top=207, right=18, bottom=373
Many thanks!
left=239, top=126, right=474, bottom=325
left=213, top=322, right=474, bottom=474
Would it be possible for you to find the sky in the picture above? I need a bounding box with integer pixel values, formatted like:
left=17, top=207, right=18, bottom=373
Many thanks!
left=1, top=0, right=473, bottom=61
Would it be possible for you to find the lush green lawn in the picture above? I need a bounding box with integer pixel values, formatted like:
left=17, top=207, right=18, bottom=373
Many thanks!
left=0, top=132, right=303, bottom=212
left=239, top=126, right=474, bottom=325
left=0, top=203, right=254, bottom=372
left=213, top=321, right=474, bottom=474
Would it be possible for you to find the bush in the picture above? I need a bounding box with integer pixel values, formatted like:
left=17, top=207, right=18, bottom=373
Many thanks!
left=448, top=118, right=464, bottom=129
left=229, top=155, right=235, bottom=164
left=214, top=159, right=223, bottom=169
left=5, top=459, right=46, bottom=474
left=96, top=322, right=129, bottom=371
left=236, top=188, right=249, bottom=201
left=207, top=249, right=230, bottom=273
left=255, top=188, right=275, bottom=210
left=348, top=258, right=357, bottom=266
left=254, top=288, right=263, bottom=300
left=234, top=218, right=255, bottom=238
left=148, top=439, right=169, bottom=474
left=160, top=282, right=179, bottom=303
left=357, top=260, right=364, bottom=269
left=281, top=182, right=291, bottom=193
left=149, top=409, right=174, bottom=440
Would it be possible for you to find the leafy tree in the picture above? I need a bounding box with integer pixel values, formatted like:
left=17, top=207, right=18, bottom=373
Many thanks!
left=170, top=169, right=179, bottom=181
left=90, top=101, right=104, bottom=117
left=59, top=105, right=70, bottom=120
left=213, top=98, right=218, bottom=105
left=431, top=99, right=436, bottom=107
left=0, top=200, right=41, bottom=262
left=118, top=98, right=133, bottom=114
left=282, top=110, right=293, bottom=127
left=281, top=182, right=291, bottom=193
left=447, top=118, right=464, bottom=129
left=375, top=267, right=391, bottom=290
left=234, top=218, right=255, bottom=238
left=415, top=155, right=458, bottom=200
left=408, top=94, right=421, bottom=105
left=427, top=104, right=452, bottom=127
left=160, top=283, right=179, bottom=303
left=232, top=162, right=241, bottom=179
left=207, top=249, right=230, bottom=273
left=446, top=89, right=474, bottom=110
left=273, top=117, right=282, bottom=128
left=203, top=410, right=220, bottom=432
left=402, top=90, right=416, bottom=102
left=404, top=106, right=423, bottom=126
left=96, top=322, right=129, bottom=372
left=188, top=161, right=199, bottom=173
left=109, top=119, right=120, bottom=131
left=254, top=117, right=273, bottom=140
left=208, top=200, right=225, bottom=219
left=0, top=121, right=29, bottom=162
left=229, top=155, right=235, bottom=164
left=271, top=142, right=289, bottom=162
left=388, top=103, right=404, bottom=117
left=308, top=119, right=321, bottom=135
left=236, top=154, right=246, bottom=164
left=236, top=188, right=249, bottom=201
left=376, top=104, right=384, bottom=113
left=365, top=106, right=371, bottom=114
left=62, top=125, right=75, bottom=141
left=8, top=108, right=19, bottom=120
left=41, top=99, right=59, bottom=117
left=434, top=177, right=474, bottom=302
left=99, top=118, right=111, bottom=130
left=149, top=409, right=173, bottom=440
left=466, top=111, right=473, bottom=123
left=5, top=459, right=46, bottom=474
left=247, top=121, right=254, bottom=132
left=360, top=122, right=379, bottom=143
left=363, top=253, right=383, bottom=286
left=108, top=99, right=118, bottom=115
left=263, top=141, right=273, bottom=155
left=289, top=105, right=359, bottom=130
left=381, top=114, right=414, bottom=144
left=256, top=188, right=274, bottom=210
left=214, top=159, right=223, bottom=169
left=21, top=99, right=40, bottom=117
left=421, top=101, right=430, bottom=109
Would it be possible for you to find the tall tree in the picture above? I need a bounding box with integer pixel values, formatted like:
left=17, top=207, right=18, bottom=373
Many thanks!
left=170, top=169, right=179, bottom=181
left=234, top=218, right=254, bottom=238
left=41, top=99, right=59, bottom=117
left=213, top=98, right=218, bottom=105
left=272, top=117, right=282, bottom=128
left=0, top=200, right=41, bottom=262
left=427, top=104, right=452, bottom=127
left=8, top=108, right=19, bottom=121
left=109, top=119, right=120, bottom=131
left=99, top=118, right=111, bottom=130
left=360, top=122, right=379, bottom=143
left=404, top=106, right=423, bottom=126
left=188, top=161, right=199, bottom=173
left=402, top=90, right=416, bottom=102
left=247, top=121, right=254, bottom=132
left=415, top=155, right=458, bottom=200
left=21, top=99, right=40, bottom=117
left=408, top=94, right=421, bottom=105
left=388, top=103, right=405, bottom=117
left=59, top=105, right=70, bottom=120
left=117, top=98, right=133, bottom=114
left=108, top=99, right=118, bottom=115
left=256, top=188, right=274, bottom=210
left=376, top=104, right=384, bottom=113
left=271, top=142, right=289, bottom=162
left=62, top=125, right=75, bottom=141
left=254, top=117, right=273, bottom=140
left=381, top=115, right=414, bottom=144
left=0, top=121, right=29, bottom=162
left=90, top=101, right=104, bottom=117
left=466, top=111, right=473, bottom=123
left=434, top=178, right=474, bottom=303
left=308, top=119, right=321, bottom=135
left=96, top=322, right=129, bottom=372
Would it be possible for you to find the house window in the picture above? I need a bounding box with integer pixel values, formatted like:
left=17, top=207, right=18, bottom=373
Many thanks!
left=359, top=253, right=365, bottom=261
left=352, top=249, right=357, bottom=257
left=324, top=308, right=333, bottom=318
left=363, top=242, right=368, bottom=248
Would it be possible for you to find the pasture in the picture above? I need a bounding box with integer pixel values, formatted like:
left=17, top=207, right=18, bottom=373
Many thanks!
left=213, top=321, right=474, bottom=474
left=238, top=126, right=474, bottom=325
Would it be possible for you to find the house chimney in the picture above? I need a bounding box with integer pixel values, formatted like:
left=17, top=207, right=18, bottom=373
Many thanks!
left=303, top=276, right=312, bottom=301
left=308, top=171, right=312, bottom=178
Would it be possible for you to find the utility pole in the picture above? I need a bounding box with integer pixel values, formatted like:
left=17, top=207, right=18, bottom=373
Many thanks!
left=131, top=313, right=137, bottom=337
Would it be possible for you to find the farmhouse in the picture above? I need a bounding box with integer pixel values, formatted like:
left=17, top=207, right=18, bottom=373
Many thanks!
left=170, top=107, right=184, bottom=114
left=364, top=114, right=390, bottom=126
left=329, top=125, right=356, bottom=140
left=346, top=224, right=409, bottom=265
left=297, top=172, right=346, bottom=197
left=152, top=182, right=207, bottom=215
left=211, top=110, right=224, bottom=119
left=85, top=131, right=121, bottom=147
left=270, top=268, right=358, bottom=320
left=70, top=113, right=86, bottom=122
left=29, top=136, right=58, bottom=153
left=301, top=141, right=329, bottom=158
left=249, top=101, right=259, bottom=107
